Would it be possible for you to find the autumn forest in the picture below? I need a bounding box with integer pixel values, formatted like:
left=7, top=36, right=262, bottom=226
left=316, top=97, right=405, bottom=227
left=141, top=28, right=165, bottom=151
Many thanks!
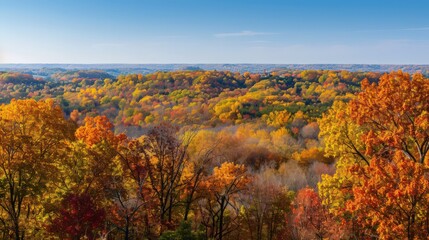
left=0, top=68, right=426, bottom=240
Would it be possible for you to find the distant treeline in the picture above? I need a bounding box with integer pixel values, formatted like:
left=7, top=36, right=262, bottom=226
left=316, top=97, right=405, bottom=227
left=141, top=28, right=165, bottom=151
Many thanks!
left=1, top=63, right=429, bottom=76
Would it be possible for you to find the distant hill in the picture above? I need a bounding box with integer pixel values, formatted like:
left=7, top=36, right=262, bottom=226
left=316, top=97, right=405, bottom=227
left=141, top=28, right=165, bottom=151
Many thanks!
left=0, top=72, right=43, bottom=84
left=50, top=70, right=114, bottom=82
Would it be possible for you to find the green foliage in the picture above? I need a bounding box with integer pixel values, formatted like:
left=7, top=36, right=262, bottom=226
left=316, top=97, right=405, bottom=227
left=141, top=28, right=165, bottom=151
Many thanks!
left=159, top=221, right=205, bottom=240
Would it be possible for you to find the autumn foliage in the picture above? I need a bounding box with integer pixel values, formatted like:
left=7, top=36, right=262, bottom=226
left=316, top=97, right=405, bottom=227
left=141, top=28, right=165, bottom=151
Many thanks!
left=0, top=69, right=426, bottom=239
left=48, top=193, right=106, bottom=240
left=292, top=188, right=335, bottom=239
left=319, top=71, right=429, bottom=239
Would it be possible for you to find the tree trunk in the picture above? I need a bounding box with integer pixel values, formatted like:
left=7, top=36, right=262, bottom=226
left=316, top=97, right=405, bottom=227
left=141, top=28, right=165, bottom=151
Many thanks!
left=13, top=218, right=20, bottom=240
left=124, top=217, right=129, bottom=240
left=219, top=196, right=225, bottom=240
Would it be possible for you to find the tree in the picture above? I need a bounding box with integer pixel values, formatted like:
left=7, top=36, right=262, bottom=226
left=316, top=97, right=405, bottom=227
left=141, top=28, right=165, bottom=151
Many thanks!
left=48, top=193, right=106, bottom=240
left=61, top=116, right=129, bottom=238
left=292, top=188, right=335, bottom=240
left=292, top=147, right=334, bottom=167
left=142, top=123, right=192, bottom=232
left=70, top=109, right=80, bottom=122
left=263, top=110, right=292, bottom=128
left=198, top=162, right=251, bottom=240
left=0, top=99, right=74, bottom=239
left=62, top=116, right=126, bottom=205
left=241, top=177, right=293, bottom=240
left=181, top=158, right=210, bottom=221
left=318, top=100, right=371, bottom=238
left=113, top=138, right=155, bottom=239
left=344, top=71, right=429, bottom=238
left=347, top=152, right=429, bottom=239
left=75, top=115, right=126, bottom=148
left=349, top=71, right=429, bottom=163
left=318, top=71, right=429, bottom=238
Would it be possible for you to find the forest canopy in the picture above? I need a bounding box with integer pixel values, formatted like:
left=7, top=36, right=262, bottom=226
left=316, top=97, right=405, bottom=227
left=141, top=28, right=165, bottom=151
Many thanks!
left=0, top=69, right=427, bottom=239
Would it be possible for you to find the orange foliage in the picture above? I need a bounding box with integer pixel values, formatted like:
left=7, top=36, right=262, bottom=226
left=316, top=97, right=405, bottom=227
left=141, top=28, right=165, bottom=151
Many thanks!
left=320, top=71, right=429, bottom=238
left=199, top=162, right=251, bottom=239
left=70, top=109, right=80, bottom=122
left=347, top=152, right=429, bottom=239
left=350, top=71, right=429, bottom=163
left=75, top=115, right=126, bottom=148
left=205, top=162, right=251, bottom=192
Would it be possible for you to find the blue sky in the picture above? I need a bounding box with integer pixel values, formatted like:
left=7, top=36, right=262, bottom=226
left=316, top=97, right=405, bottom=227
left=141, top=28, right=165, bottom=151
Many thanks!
left=1, top=0, right=429, bottom=64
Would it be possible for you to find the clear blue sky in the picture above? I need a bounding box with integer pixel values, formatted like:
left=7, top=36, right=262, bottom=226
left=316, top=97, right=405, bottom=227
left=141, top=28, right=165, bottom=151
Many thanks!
left=1, top=0, right=429, bottom=64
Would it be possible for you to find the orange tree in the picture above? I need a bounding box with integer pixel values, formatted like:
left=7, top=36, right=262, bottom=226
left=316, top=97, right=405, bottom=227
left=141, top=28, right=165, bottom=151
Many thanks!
left=318, top=71, right=429, bottom=239
left=198, top=162, right=251, bottom=240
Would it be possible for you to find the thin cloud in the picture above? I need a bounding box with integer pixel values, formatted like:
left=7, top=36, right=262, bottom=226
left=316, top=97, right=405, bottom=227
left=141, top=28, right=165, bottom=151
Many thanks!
left=154, top=35, right=188, bottom=39
left=214, top=30, right=277, bottom=38
left=92, top=43, right=124, bottom=49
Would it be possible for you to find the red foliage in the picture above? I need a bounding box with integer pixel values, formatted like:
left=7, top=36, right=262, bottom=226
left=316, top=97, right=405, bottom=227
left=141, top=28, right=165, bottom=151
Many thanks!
left=48, top=193, right=106, bottom=240
left=292, top=187, right=338, bottom=239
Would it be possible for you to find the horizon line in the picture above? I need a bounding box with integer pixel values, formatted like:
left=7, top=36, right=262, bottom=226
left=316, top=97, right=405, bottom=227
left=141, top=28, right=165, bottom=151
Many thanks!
left=1, top=63, right=429, bottom=66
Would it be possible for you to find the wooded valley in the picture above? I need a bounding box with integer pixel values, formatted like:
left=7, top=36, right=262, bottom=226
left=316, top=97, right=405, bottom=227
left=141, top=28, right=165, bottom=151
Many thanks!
left=0, top=69, right=427, bottom=239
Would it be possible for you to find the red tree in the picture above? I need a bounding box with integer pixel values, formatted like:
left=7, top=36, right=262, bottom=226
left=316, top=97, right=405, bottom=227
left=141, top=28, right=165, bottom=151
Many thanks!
left=48, top=193, right=106, bottom=240
left=292, top=188, right=338, bottom=240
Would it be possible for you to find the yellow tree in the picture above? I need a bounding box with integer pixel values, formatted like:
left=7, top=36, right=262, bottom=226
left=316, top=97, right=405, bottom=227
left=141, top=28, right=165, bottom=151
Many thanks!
left=318, top=100, right=366, bottom=236
left=263, top=110, right=292, bottom=128
left=0, top=99, right=74, bottom=239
